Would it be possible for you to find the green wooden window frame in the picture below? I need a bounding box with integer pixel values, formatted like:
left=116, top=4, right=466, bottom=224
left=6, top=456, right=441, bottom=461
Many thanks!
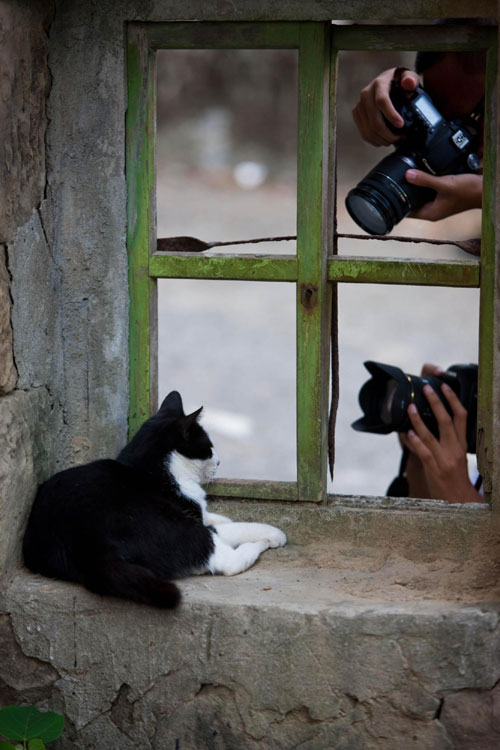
left=126, top=21, right=497, bottom=505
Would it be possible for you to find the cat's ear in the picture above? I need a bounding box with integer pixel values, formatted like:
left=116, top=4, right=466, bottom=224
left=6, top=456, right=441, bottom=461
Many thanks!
left=181, top=406, right=203, bottom=438
left=158, top=391, right=184, bottom=416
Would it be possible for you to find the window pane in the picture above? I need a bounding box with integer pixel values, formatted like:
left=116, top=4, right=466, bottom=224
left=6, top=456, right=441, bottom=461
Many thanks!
left=336, top=51, right=483, bottom=258
left=158, top=279, right=296, bottom=480
left=156, top=49, right=297, bottom=255
left=330, top=283, right=480, bottom=497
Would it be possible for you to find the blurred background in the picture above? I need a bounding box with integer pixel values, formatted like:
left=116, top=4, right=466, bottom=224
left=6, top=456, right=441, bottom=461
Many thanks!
left=155, top=47, right=481, bottom=497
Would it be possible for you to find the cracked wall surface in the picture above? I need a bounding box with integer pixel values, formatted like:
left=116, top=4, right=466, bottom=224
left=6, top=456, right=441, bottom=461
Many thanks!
left=0, top=0, right=56, bottom=580
left=0, top=0, right=53, bottom=244
left=4, top=576, right=500, bottom=749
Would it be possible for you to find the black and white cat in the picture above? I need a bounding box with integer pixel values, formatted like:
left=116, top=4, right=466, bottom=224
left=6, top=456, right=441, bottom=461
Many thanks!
left=23, top=391, right=286, bottom=608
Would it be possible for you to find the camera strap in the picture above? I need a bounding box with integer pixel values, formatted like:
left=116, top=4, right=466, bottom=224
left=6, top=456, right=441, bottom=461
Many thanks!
left=386, top=446, right=410, bottom=497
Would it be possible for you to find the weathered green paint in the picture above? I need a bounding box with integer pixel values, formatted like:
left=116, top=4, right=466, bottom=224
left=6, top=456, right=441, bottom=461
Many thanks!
left=146, top=22, right=301, bottom=50
left=328, top=257, right=480, bottom=287
left=333, top=23, right=494, bottom=52
left=208, top=479, right=298, bottom=501
left=149, top=253, right=298, bottom=282
left=477, top=35, right=498, bottom=502
left=148, top=253, right=480, bottom=289
left=296, top=23, right=331, bottom=502
left=126, top=25, right=158, bottom=437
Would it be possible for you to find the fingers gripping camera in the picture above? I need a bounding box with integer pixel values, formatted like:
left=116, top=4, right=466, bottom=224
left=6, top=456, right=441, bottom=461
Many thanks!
left=345, top=82, right=481, bottom=235
left=351, top=361, right=478, bottom=454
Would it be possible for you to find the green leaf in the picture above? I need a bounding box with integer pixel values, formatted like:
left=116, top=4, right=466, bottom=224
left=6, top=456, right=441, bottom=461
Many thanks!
left=0, top=741, right=19, bottom=750
left=0, top=707, right=64, bottom=742
left=28, top=740, right=46, bottom=750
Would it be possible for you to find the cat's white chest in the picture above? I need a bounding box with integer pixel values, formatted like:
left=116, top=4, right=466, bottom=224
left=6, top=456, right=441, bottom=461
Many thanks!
left=167, top=451, right=208, bottom=513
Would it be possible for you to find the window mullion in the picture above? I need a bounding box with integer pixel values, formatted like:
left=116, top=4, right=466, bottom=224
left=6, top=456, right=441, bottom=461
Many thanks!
left=296, top=22, right=332, bottom=502
left=127, top=24, right=158, bottom=438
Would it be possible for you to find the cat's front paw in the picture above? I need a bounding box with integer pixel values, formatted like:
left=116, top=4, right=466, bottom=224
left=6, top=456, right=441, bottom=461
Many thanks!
left=264, top=526, right=287, bottom=548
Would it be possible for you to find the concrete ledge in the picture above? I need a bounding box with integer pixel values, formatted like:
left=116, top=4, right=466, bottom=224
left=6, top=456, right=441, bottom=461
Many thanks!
left=3, top=505, right=500, bottom=750
left=209, top=497, right=498, bottom=569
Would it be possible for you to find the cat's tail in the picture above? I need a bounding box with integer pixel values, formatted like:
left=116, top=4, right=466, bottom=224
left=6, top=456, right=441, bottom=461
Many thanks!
left=84, top=558, right=181, bottom=609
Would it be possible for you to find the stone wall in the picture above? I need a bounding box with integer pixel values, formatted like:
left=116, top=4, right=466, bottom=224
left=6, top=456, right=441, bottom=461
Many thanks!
left=0, top=0, right=53, bottom=400
left=0, top=0, right=53, bottom=245
left=0, top=1, right=55, bottom=580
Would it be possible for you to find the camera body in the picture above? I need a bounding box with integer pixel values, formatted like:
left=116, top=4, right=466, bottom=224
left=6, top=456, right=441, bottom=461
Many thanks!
left=345, top=82, right=480, bottom=235
left=352, top=361, right=478, bottom=453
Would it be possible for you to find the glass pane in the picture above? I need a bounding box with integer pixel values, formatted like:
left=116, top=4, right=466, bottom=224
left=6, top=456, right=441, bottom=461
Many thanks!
left=156, top=50, right=297, bottom=255
left=336, top=51, right=484, bottom=260
left=158, top=279, right=296, bottom=480
left=330, top=283, right=480, bottom=497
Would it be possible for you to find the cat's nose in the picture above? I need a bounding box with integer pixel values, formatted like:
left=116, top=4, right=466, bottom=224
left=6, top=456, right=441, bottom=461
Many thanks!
left=216, top=458, right=221, bottom=466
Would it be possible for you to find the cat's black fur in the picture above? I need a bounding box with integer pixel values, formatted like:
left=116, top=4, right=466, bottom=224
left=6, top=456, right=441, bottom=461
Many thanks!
left=23, top=392, right=217, bottom=608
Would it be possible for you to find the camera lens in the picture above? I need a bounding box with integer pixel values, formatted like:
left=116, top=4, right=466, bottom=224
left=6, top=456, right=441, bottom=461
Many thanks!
left=345, top=153, right=433, bottom=235
left=352, top=361, right=478, bottom=454
left=345, top=190, right=392, bottom=236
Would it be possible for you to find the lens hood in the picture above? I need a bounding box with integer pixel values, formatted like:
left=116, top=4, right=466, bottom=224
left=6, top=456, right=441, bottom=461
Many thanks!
left=352, top=360, right=478, bottom=453
left=351, top=361, right=409, bottom=434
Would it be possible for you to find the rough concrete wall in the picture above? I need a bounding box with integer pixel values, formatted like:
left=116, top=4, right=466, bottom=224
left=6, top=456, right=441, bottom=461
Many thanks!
left=37, top=0, right=131, bottom=469
left=0, top=1, right=55, bottom=579
left=0, top=0, right=53, bottom=399
left=0, top=0, right=52, bottom=244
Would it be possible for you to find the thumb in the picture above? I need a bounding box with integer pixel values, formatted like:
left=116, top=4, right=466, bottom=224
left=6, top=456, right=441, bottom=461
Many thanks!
left=405, top=169, right=441, bottom=190
left=400, top=71, right=419, bottom=91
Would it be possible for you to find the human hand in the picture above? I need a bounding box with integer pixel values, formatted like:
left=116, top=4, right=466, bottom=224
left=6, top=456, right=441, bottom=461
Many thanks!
left=400, top=377, right=484, bottom=503
left=406, top=170, right=483, bottom=221
left=352, top=67, right=420, bottom=147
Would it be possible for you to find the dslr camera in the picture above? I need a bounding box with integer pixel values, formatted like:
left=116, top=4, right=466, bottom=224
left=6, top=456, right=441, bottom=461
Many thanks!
left=352, top=361, right=478, bottom=453
left=345, top=82, right=481, bottom=235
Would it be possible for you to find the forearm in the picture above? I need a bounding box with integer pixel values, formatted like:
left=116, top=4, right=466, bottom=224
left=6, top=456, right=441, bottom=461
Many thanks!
left=405, top=452, right=431, bottom=499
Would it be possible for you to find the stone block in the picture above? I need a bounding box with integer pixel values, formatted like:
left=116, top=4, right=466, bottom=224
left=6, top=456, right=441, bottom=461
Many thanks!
left=0, top=613, right=57, bottom=705
left=0, top=0, right=53, bottom=244
left=440, top=681, right=500, bottom=750
left=0, top=389, right=51, bottom=580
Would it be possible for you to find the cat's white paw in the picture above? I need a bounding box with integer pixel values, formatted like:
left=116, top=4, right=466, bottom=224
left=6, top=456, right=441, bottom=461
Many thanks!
left=263, top=526, right=287, bottom=548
